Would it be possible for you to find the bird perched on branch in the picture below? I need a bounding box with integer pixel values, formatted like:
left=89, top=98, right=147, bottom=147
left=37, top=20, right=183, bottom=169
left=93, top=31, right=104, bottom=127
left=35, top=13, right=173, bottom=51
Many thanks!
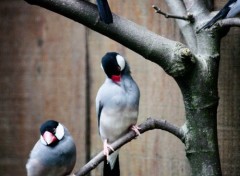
left=199, top=0, right=240, bottom=31
left=96, top=0, right=113, bottom=24
left=96, top=52, right=140, bottom=176
left=26, top=120, right=76, bottom=176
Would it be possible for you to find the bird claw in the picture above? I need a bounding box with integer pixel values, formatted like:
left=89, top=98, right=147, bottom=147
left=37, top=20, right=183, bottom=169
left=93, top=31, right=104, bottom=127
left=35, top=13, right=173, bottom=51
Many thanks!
left=131, top=125, right=141, bottom=136
left=103, top=139, right=114, bottom=161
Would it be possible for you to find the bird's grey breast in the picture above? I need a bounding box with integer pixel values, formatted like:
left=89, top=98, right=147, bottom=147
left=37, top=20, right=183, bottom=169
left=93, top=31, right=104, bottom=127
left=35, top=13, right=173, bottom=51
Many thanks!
left=105, top=76, right=139, bottom=110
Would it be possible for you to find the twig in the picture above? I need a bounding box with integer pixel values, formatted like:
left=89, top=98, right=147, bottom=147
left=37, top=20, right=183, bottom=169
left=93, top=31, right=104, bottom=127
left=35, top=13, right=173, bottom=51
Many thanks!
left=152, top=5, right=194, bottom=23
left=74, top=117, right=184, bottom=176
left=164, top=0, right=197, bottom=51
left=219, top=18, right=240, bottom=28
left=197, top=18, right=240, bottom=34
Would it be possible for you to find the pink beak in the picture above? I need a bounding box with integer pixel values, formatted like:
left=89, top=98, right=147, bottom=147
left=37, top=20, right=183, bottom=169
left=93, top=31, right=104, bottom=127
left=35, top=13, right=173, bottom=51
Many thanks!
left=43, top=131, right=57, bottom=145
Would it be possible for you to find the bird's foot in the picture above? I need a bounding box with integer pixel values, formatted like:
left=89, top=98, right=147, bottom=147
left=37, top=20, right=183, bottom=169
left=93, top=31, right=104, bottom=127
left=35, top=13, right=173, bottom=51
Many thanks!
left=131, top=125, right=141, bottom=136
left=103, top=139, right=114, bottom=161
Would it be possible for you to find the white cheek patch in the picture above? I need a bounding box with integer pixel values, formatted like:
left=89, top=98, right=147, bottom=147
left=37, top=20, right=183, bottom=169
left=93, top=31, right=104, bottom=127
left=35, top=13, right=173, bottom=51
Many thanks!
left=101, top=63, right=103, bottom=70
left=116, top=55, right=126, bottom=71
left=40, top=135, right=47, bottom=145
left=55, top=123, right=64, bottom=140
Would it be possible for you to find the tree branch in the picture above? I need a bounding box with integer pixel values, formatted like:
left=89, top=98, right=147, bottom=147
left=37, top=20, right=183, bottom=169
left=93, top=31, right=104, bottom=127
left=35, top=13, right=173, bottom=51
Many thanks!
left=164, top=0, right=197, bottom=52
left=24, top=0, right=195, bottom=77
left=219, top=18, right=240, bottom=28
left=74, top=117, right=184, bottom=176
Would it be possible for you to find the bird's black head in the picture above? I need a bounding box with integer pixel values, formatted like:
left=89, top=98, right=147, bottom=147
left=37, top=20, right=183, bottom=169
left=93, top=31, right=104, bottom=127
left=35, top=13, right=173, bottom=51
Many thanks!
left=101, top=52, right=126, bottom=82
left=40, top=120, right=65, bottom=146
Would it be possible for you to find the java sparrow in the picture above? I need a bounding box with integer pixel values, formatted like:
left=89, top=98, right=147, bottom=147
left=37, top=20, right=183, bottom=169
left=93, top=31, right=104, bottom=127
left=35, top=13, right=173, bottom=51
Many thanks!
left=26, top=120, right=76, bottom=176
left=96, top=0, right=113, bottom=24
left=199, top=0, right=240, bottom=30
left=96, top=52, right=140, bottom=176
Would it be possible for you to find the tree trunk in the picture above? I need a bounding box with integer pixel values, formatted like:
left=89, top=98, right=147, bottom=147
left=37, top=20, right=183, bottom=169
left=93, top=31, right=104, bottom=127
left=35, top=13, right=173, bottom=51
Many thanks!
left=176, top=28, right=222, bottom=175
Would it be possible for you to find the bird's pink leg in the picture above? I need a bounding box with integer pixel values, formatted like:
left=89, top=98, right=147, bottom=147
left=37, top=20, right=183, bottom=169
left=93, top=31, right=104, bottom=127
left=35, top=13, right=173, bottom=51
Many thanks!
left=103, top=139, right=114, bottom=161
left=131, top=125, right=141, bottom=136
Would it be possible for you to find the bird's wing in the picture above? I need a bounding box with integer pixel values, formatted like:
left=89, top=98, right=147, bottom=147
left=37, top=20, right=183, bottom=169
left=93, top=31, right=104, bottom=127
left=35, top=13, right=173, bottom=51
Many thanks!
left=200, top=0, right=237, bottom=30
left=226, top=0, right=240, bottom=17
left=26, top=142, right=51, bottom=176
left=97, top=101, right=103, bottom=129
left=96, top=85, right=105, bottom=132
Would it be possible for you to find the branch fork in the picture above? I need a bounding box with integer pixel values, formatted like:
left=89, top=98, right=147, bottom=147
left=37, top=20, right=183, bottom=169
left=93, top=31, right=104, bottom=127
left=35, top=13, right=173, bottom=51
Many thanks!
left=164, top=44, right=195, bottom=77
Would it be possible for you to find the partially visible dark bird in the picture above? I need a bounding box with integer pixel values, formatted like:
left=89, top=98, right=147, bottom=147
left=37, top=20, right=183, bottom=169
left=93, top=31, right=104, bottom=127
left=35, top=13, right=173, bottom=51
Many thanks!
left=96, top=0, right=113, bottom=24
left=26, top=120, right=76, bottom=176
left=96, top=52, right=140, bottom=176
left=199, top=0, right=240, bottom=31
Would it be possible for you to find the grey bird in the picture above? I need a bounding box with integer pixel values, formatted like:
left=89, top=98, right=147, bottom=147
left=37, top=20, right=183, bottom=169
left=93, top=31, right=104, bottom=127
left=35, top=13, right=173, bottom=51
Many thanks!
left=26, top=120, right=77, bottom=176
left=199, top=0, right=240, bottom=31
left=96, top=52, right=140, bottom=176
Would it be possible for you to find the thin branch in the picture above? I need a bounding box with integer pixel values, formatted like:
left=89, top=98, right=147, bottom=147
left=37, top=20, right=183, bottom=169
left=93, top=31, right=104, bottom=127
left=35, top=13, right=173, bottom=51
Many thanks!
left=219, top=18, right=240, bottom=27
left=152, top=5, right=194, bottom=22
left=197, top=18, right=240, bottom=34
left=163, top=0, right=197, bottom=52
left=74, top=117, right=184, bottom=176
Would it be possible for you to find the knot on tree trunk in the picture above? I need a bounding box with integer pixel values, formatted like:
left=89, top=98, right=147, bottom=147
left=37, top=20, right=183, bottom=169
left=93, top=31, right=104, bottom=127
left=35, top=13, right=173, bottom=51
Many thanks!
left=164, top=43, right=195, bottom=77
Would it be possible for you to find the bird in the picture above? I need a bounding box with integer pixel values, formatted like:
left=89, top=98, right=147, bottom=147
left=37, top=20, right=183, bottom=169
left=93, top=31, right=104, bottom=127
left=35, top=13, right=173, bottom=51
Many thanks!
left=96, top=0, right=113, bottom=24
left=96, top=52, right=140, bottom=176
left=26, top=120, right=77, bottom=176
left=199, top=0, right=240, bottom=31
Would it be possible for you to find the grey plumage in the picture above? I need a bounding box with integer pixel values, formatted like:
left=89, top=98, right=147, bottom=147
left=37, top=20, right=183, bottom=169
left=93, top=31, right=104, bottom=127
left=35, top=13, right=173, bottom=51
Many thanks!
left=227, top=0, right=240, bottom=17
left=26, top=120, right=76, bottom=176
left=96, top=52, right=140, bottom=175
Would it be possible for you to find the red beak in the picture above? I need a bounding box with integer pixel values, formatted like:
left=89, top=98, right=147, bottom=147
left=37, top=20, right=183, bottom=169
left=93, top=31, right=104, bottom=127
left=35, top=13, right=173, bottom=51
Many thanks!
left=111, top=75, right=121, bottom=82
left=43, top=131, right=58, bottom=145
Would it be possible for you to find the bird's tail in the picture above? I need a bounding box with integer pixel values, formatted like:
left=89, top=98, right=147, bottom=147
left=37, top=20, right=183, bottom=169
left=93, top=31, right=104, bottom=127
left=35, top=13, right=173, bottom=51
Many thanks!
left=104, top=155, right=120, bottom=176
left=198, top=6, right=231, bottom=32
left=96, top=0, right=113, bottom=24
left=198, top=13, right=224, bottom=32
